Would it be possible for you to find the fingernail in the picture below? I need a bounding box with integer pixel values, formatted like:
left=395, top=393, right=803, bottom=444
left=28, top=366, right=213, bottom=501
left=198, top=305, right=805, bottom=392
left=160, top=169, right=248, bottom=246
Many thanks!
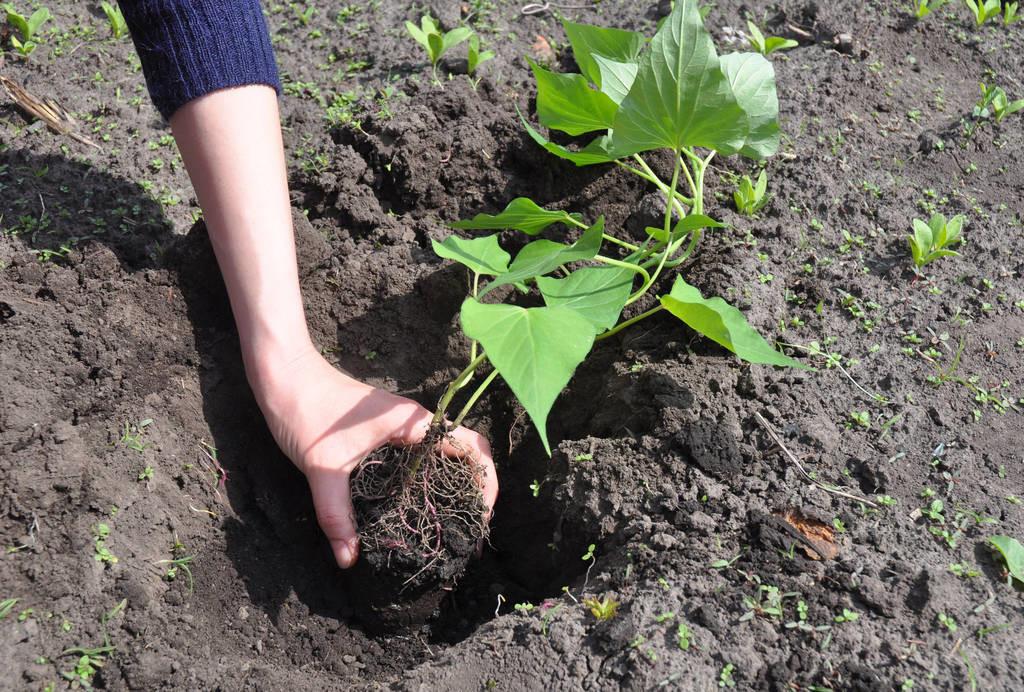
left=338, top=542, right=353, bottom=568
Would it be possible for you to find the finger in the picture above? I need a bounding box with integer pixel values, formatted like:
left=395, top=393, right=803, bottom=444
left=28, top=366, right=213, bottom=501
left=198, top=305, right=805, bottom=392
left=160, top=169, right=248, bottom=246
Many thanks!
left=445, top=426, right=499, bottom=516
left=307, top=469, right=360, bottom=569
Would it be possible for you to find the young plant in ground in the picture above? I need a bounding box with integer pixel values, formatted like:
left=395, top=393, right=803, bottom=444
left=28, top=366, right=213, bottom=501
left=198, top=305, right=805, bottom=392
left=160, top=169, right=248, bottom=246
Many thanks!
left=99, top=1, right=127, bottom=39
left=405, top=14, right=473, bottom=86
left=353, top=0, right=803, bottom=579
left=1005, top=2, right=1022, bottom=25
left=964, top=0, right=1002, bottom=25
left=974, top=83, right=1024, bottom=123
left=734, top=170, right=770, bottom=215
left=909, top=213, right=964, bottom=274
left=912, top=0, right=948, bottom=18
left=745, top=20, right=797, bottom=55
left=3, top=4, right=51, bottom=56
left=467, top=34, right=494, bottom=77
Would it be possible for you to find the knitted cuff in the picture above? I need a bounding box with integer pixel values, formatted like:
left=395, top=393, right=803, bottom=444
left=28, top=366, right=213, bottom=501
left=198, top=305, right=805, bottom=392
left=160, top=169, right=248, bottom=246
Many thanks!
left=119, top=0, right=281, bottom=120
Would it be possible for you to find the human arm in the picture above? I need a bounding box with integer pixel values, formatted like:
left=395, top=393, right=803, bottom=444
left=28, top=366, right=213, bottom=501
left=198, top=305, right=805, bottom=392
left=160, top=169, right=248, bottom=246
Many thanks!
left=118, top=1, right=498, bottom=568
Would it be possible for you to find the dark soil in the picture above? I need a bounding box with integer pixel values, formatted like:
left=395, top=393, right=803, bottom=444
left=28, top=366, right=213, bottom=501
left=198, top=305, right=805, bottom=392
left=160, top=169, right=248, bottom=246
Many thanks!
left=3, top=1, right=1024, bottom=690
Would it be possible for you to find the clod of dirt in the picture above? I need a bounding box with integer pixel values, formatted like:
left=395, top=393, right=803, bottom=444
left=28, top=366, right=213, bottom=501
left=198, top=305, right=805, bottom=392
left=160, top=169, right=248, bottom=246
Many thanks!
left=348, top=428, right=489, bottom=633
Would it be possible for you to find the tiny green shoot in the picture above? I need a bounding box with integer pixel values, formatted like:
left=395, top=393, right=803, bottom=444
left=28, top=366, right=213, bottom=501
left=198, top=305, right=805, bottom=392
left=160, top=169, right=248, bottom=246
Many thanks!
left=963, top=0, right=1002, bottom=25
left=405, top=14, right=473, bottom=86
left=99, top=1, right=128, bottom=39
left=3, top=4, right=51, bottom=56
left=745, top=20, right=797, bottom=55
left=734, top=170, right=770, bottom=216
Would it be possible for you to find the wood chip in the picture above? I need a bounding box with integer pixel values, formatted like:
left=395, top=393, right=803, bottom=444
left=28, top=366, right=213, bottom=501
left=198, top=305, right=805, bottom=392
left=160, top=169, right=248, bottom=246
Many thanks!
left=779, top=509, right=839, bottom=560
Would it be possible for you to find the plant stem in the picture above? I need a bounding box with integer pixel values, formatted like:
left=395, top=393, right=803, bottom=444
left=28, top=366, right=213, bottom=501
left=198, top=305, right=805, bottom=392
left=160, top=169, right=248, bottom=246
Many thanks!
left=431, top=353, right=487, bottom=427
left=596, top=304, right=665, bottom=341
left=565, top=215, right=640, bottom=252
left=470, top=273, right=480, bottom=362
left=626, top=152, right=682, bottom=306
left=594, top=254, right=651, bottom=284
left=451, top=368, right=500, bottom=428
left=621, top=156, right=692, bottom=214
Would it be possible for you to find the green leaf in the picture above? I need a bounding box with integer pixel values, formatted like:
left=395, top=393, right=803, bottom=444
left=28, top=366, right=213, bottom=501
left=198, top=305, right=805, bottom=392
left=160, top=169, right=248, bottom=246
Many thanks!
left=520, top=110, right=619, bottom=167
left=537, top=265, right=635, bottom=332
left=988, top=535, right=1024, bottom=584
left=644, top=213, right=725, bottom=242
left=943, top=215, right=965, bottom=245
left=427, top=32, right=444, bottom=64
left=26, top=7, right=49, bottom=35
left=529, top=60, right=619, bottom=136
left=763, top=37, right=798, bottom=54
left=484, top=217, right=605, bottom=294
left=719, top=53, right=781, bottom=159
left=592, top=55, right=638, bottom=104
left=913, top=219, right=933, bottom=253
left=461, top=300, right=596, bottom=454
left=405, top=20, right=429, bottom=49
left=660, top=276, right=806, bottom=368
left=432, top=235, right=510, bottom=276
left=442, top=26, right=473, bottom=55
left=611, top=0, right=747, bottom=157
left=562, top=20, right=646, bottom=87
left=452, top=197, right=581, bottom=236
left=6, top=10, right=28, bottom=39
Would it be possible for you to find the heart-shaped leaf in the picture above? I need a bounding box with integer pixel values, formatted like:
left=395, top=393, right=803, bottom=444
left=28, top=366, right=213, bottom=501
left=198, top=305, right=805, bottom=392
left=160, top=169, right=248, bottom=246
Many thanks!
left=483, top=217, right=605, bottom=294
left=461, top=299, right=596, bottom=454
left=432, top=234, right=510, bottom=276
left=661, top=277, right=806, bottom=368
left=719, top=52, right=780, bottom=160
left=611, top=0, right=747, bottom=157
left=529, top=59, right=619, bottom=136
left=562, top=20, right=645, bottom=87
left=592, top=55, right=639, bottom=104
left=452, top=197, right=582, bottom=236
left=537, top=265, right=635, bottom=333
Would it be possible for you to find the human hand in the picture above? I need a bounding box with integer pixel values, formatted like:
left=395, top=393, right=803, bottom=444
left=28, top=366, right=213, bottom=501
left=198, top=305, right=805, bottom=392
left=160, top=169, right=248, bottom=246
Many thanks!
left=250, top=346, right=498, bottom=568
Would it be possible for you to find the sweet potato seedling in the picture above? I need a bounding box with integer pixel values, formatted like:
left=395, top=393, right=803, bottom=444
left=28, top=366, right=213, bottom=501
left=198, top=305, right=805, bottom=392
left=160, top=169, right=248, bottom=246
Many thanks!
left=467, top=34, right=494, bottom=77
left=353, top=0, right=804, bottom=585
left=405, top=14, right=473, bottom=85
left=745, top=20, right=798, bottom=55
left=1005, top=2, right=1022, bottom=25
left=909, top=213, right=965, bottom=274
left=3, top=4, right=51, bottom=56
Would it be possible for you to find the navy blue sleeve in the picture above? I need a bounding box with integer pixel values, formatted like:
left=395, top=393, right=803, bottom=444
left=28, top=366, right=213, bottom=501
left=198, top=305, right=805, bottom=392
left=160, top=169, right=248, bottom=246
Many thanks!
left=118, top=0, right=281, bottom=120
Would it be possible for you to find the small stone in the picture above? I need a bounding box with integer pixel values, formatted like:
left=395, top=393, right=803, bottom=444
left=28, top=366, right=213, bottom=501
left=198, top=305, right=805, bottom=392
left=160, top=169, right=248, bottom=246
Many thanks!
left=650, top=533, right=678, bottom=551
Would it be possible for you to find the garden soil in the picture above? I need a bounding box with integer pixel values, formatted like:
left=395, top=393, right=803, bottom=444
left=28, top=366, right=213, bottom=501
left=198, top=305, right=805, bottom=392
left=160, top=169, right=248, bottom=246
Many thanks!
left=2, top=1, right=1023, bottom=690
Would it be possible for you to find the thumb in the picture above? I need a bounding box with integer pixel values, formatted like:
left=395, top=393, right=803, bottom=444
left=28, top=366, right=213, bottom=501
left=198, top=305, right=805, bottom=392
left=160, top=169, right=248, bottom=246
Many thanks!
left=308, top=469, right=360, bottom=569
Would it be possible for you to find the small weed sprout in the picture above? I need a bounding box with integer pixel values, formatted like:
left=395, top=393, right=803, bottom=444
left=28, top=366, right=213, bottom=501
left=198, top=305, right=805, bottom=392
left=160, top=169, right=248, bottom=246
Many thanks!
left=745, top=20, right=797, bottom=55
left=733, top=170, right=770, bottom=215
left=937, top=612, right=958, bottom=632
left=964, top=0, right=1002, bottom=25
left=99, top=1, right=128, bottom=39
left=909, top=213, right=964, bottom=274
left=0, top=598, right=17, bottom=620
left=92, top=523, right=118, bottom=566
left=582, top=595, right=620, bottom=621
left=833, top=608, right=859, bottom=623
left=974, top=83, right=1024, bottom=123
left=3, top=4, right=52, bottom=56
left=405, top=14, right=473, bottom=86
left=676, top=621, right=692, bottom=650
left=912, top=0, right=948, bottom=18
left=719, top=663, right=737, bottom=688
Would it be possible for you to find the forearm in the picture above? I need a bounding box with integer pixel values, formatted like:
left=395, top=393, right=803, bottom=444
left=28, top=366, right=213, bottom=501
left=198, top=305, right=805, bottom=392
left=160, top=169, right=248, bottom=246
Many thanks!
left=170, top=86, right=314, bottom=391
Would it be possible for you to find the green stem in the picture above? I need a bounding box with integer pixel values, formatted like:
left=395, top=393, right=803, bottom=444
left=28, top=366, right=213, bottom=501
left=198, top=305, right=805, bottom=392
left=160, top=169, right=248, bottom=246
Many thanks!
left=431, top=353, right=487, bottom=427
left=470, top=273, right=480, bottom=362
left=625, top=156, right=692, bottom=212
left=626, top=152, right=681, bottom=306
left=565, top=213, right=641, bottom=252
left=594, top=254, right=651, bottom=285
left=451, top=368, right=500, bottom=428
left=596, top=304, right=666, bottom=341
